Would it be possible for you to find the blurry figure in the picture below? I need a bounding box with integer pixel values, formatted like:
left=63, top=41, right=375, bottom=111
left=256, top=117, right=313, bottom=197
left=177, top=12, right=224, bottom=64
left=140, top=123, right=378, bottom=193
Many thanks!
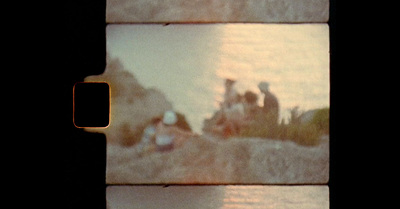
left=222, top=95, right=245, bottom=137
left=222, top=78, right=239, bottom=109
left=258, top=82, right=279, bottom=125
left=243, top=90, right=259, bottom=120
left=155, top=110, right=196, bottom=152
left=137, top=117, right=161, bottom=156
left=213, top=79, right=247, bottom=138
left=212, top=113, right=233, bottom=138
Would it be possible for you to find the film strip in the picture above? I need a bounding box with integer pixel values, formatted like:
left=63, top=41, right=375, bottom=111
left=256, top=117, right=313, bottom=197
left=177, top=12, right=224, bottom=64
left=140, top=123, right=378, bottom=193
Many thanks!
left=70, top=0, right=334, bottom=208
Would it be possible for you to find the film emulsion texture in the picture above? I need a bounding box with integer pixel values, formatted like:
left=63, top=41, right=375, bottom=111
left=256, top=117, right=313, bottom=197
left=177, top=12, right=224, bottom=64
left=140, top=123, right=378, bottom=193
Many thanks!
left=96, top=1, right=331, bottom=208
left=85, top=24, right=330, bottom=185
left=107, top=186, right=329, bottom=209
left=106, top=0, right=329, bottom=23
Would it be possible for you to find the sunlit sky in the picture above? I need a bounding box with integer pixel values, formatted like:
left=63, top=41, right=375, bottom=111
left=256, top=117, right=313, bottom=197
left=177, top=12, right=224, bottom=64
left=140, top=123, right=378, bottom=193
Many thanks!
left=106, top=24, right=329, bottom=133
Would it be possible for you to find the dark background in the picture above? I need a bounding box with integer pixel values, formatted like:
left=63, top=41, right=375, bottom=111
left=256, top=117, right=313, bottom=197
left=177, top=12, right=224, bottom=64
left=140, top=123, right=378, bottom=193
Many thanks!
left=56, top=1, right=107, bottom=209
left=73, top=82, right=110, bottom=128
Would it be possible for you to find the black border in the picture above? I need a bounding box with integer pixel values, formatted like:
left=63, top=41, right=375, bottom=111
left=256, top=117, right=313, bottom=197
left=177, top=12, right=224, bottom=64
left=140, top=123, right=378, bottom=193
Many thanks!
left=58, top=1, right=107, bottom=208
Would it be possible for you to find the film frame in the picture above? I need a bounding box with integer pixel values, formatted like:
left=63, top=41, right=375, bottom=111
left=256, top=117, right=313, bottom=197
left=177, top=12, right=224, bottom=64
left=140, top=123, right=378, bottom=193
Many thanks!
left=65, top=0, right=338, bottom=208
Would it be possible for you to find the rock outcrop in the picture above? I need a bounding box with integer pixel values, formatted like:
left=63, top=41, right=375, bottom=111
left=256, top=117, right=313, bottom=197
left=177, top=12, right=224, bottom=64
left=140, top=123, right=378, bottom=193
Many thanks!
left=107, top=135, right=329, bottom=184
left=84, top=56, right=173, bottom=145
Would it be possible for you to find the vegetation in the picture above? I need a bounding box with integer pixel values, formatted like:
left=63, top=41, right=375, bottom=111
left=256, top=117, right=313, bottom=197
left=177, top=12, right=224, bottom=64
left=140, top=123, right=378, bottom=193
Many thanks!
left=239, top=107, right=329, bottom=146
left=117, top=105, right=329, bottom=147
left=310, top=107, right=329, bottom=135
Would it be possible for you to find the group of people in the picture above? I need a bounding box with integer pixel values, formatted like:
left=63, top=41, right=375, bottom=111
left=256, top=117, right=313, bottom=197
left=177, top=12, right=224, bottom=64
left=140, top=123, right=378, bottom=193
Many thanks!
left=137, top=110, right=197, bottom=155
left=211, top=78, right=279, bottom=138
left=137, top=78, right=280, bottom=154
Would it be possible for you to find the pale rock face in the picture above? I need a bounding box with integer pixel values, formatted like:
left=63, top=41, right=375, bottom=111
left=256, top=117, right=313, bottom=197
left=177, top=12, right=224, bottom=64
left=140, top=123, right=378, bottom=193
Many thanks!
left=106, top=0, right=329, bottom=23
left=106, top=136, right=329, bottom=184
left=84, top=56, right=173, bottom=145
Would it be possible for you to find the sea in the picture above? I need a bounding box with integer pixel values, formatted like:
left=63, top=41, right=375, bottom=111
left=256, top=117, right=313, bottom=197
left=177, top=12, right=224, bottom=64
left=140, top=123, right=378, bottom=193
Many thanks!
left=106, top=24, right=330, bottom=134
left=107, top=185, right=329, bottom=209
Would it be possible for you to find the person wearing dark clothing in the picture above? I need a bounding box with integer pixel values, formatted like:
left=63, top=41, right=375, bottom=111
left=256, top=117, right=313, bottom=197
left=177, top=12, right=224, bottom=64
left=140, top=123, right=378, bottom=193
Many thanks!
left=258, top=82, right=279, bottom=125
left=263, top=91, right=279, bottom=115
left=223, top=78, right=239, bottom=109
left=243, top=90, right=259, bottom=120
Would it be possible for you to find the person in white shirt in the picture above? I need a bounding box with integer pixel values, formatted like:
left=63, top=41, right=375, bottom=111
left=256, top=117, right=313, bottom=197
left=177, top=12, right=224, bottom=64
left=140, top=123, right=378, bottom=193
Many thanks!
left=155, top=110, right=196, bottom=152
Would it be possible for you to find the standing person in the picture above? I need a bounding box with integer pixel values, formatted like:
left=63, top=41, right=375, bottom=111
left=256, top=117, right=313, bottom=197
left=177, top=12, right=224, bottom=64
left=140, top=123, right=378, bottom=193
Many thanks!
left=258, top=82, right=279, bottom=125
left=222, top=78, right=239, bottom=109
left=155, top=110, right=196, bottom=152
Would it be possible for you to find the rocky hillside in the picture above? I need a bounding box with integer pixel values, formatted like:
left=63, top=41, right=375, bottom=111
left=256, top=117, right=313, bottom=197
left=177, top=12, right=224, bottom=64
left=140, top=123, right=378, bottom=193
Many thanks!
left=107, top=135, right=329, bottom=184
left=84, top=56, right=173, bottom=145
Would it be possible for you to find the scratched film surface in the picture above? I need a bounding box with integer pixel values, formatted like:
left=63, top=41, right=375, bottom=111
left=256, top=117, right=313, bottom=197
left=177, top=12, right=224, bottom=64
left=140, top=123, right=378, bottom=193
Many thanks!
left=85, top=23, right=330, bottom=185
left=106, top=0, right=329, bottom=23
left=107, top=186, right=329, bottom=209
left=96, top=1, right=331, bottom=208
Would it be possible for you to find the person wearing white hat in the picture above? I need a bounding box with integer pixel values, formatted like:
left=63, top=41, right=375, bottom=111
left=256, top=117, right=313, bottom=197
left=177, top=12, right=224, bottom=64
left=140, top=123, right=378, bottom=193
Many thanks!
left=155, top=110, right=196, bottom=152
left=162, top=110, right=178, bottom=125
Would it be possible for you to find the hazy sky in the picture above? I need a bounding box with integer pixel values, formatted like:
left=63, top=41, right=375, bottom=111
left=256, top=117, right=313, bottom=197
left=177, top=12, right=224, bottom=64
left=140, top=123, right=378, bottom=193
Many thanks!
left=106, top=24, right=329, bottom=133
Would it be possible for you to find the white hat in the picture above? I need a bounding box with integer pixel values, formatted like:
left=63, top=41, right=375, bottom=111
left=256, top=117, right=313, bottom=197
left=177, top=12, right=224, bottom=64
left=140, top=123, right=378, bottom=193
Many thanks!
left=163, top=110, right=177, bottom=125
left=258, top=82, right=270, bottom=92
